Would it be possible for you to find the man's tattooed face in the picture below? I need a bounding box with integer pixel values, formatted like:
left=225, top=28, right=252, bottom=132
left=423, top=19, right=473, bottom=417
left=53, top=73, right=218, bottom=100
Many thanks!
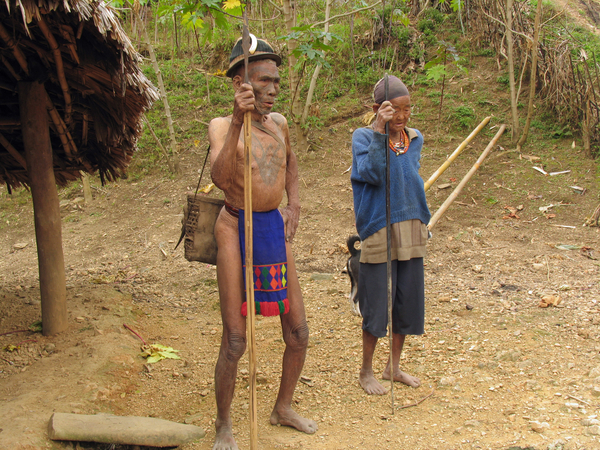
left=248, top=60, right=280, bottom=115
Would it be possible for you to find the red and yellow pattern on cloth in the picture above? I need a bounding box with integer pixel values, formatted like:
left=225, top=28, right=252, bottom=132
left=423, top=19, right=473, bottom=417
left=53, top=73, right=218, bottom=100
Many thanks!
left=238, top=209, right=290, bottom=316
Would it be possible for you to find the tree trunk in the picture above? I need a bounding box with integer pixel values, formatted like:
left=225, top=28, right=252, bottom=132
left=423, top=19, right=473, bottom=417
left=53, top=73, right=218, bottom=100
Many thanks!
left=583, top=91, right=591, bottom=157
left=516, top=0, right=542, bottom=152
left=299, top=0, right=332, bottom=151
left=506, top=0, right=519, bottom=143
left=282, top=0, right=303, bottom=142
left=135, top=5, right=180, bottom=173
left=19, top=81, right=68, bottom=336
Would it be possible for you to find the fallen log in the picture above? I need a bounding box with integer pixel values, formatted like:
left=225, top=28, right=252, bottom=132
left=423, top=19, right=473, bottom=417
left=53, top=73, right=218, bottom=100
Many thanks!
left=428, top=124, right=506, bottom=230
left=48, top=412, right=205, bottom=447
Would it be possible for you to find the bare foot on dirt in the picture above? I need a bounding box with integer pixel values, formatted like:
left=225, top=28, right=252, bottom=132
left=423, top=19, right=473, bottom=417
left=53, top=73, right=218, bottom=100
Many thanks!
left=359, top=369, right=388, bottom=395
left=382, top=367, right=421, bottom=387
left=270, top=407, right=318, bottom=434
left=213, top=420, right=239, bottom=450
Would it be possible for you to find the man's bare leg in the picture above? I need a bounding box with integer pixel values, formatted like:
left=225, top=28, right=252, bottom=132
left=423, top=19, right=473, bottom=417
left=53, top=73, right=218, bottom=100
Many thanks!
left=269, top=244, right=318, bottom=434
left=213, top=211, right=246, bottom=450
left=382, top=333, right=421, bottom=387
left=359, top=329, right=388, bottom=395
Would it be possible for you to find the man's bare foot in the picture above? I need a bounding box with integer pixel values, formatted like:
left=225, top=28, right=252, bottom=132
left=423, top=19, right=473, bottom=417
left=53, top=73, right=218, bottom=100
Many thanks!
left=270, top=407, right=318, bottom=434
left=382, top=367, right=421, bottom=387
left=359, top=368, right=388, bottom=395
left=213, top=419, right=239, bottom=450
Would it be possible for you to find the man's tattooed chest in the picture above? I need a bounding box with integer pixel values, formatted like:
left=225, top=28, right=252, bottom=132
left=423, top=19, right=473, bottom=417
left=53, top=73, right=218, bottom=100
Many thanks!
left=251, top=137, right=285, bottom=186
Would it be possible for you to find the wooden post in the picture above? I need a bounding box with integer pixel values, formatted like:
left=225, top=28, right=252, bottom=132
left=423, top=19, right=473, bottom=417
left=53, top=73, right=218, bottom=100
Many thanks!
left=81, top=172, right=93, bottom=204
left=19, top=81, right=68, bottom=336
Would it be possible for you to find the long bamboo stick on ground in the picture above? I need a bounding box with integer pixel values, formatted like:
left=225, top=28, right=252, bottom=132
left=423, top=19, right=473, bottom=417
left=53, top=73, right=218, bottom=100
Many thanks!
left=428, top=125, right=506, bottom=230
left=242, top=10, right=259, bottom=449
left=424, top=116, right=491, bottom=191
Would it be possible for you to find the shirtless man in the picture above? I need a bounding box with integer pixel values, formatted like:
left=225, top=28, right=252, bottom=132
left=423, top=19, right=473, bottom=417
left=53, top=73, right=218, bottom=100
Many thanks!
left=208, top=37, right=317, bottom=450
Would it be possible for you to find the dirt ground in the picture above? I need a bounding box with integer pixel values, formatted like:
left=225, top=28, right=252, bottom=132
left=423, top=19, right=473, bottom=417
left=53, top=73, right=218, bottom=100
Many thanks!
left=1, top=94, right=600, bottom=450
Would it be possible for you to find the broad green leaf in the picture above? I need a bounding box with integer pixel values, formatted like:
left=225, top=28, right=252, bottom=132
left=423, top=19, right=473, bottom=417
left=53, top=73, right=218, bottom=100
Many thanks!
left=425, top=64, right=447, bottom=82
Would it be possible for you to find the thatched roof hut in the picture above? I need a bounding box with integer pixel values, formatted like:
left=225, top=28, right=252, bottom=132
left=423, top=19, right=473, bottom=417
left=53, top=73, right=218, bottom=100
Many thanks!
left=0, top=0, right=158, bottom=190
left=1, top=0, right=158, bottom=335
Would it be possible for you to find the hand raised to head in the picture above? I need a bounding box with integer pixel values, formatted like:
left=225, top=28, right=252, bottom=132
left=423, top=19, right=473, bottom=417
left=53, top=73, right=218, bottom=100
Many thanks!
left=233, top=82, right=255, bottom=123
left=372, top=101, right=395, bottom=134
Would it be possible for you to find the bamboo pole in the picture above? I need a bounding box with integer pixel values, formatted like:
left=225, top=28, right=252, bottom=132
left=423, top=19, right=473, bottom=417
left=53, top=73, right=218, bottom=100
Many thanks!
left=0, top=131, right=28, bottom=170
left=0, top=22, right=29, bottom=75
left=428, top=125, right=506, bottom=230
left=36, top=16, right=72, bottom=125
left=423, top=116, right=491, bottom=192
left=384, top=74, right=394, bottom=414
left=242, top=9, right=259, bottom=449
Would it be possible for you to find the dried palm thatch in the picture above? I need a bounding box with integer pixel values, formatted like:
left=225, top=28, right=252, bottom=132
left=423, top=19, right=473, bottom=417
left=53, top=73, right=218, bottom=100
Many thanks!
left=0, top=0, right=159, bottom=190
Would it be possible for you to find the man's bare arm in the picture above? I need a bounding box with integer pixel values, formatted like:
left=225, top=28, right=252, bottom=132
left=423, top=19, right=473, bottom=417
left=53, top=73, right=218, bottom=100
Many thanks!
left=279, top=117, right=300, bottom=242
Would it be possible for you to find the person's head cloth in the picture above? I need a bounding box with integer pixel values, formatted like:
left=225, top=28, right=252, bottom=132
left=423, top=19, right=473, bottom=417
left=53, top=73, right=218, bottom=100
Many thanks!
left=226, top=35, right=282, bottom=78
left=372, top=75, right=409, bottom=104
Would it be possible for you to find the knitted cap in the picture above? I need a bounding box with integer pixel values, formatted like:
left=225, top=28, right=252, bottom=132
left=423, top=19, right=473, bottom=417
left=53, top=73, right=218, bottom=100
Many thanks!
left=226, top=36, right=281, bottom=78
left=373, top=75, right=409, bottom=104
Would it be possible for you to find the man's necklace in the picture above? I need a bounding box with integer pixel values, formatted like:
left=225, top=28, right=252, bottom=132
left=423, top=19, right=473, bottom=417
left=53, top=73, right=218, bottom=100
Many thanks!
left=389, top=129, right=409, bottom=156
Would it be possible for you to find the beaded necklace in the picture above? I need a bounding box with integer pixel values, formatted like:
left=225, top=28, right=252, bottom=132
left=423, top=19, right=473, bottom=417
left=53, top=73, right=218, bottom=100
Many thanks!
left=389, top=129, right=409, bottom=156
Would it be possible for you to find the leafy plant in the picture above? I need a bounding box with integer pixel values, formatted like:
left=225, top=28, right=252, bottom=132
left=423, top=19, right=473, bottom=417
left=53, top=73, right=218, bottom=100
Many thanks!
left=451, top=105, right=476, bottom=128
left=140, top=344, right=181, bottom=363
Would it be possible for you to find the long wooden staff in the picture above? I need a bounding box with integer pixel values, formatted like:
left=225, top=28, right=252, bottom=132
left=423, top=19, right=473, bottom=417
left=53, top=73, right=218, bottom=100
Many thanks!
left=423, top=116, right=491, bottom=192
left=384, top=74, right=394, bottom=414
left=242, top=7, right=259, bottom=448
left=428, top=124, right=506, bottom=230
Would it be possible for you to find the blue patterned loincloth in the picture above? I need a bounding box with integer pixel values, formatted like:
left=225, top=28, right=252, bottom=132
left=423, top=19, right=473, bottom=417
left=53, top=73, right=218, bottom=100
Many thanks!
left=238, top=209, right=289, bottom=316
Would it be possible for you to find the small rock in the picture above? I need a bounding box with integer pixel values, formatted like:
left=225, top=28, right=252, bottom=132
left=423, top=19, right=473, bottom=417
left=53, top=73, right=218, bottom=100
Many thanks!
left=13, top=243, right=28, bottom=250
left=530, top=421, right=550, bottom=433
left=438, top=296, right=451, bottom=303
left=496, top=350, right=521, bottom=362
left=464, top=420, right=482, bottom=428
left=44, top=343, right=56, bottom=353
left=591, top=386, right=600, bottom=397
left=438, top=376, right=456, bottom=387
left=184, top=413, right=202, bottom=425
left=539, top=295, right=561, bottom=308
left=587, top=425, right=600, bottom=436
left=581, top=418, right=600, bottom=426
left=75, top=317, right=85, bottom=323
left=532, top=263, right=545, bottom=272
left=310, top=273, right=333, bottom=281
left=472, top=265, right=483, bottom=273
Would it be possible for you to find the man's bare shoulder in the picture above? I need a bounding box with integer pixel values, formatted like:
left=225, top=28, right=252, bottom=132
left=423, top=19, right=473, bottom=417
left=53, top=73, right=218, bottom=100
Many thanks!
left=208, top=116, right=232, bottom=140
left=209, top=116, right=232, bottom=128
left=269, top=112, right=288, bottom=130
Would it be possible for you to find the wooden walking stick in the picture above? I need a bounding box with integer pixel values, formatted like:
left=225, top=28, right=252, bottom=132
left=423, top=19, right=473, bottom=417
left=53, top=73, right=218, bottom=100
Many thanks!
left=384, top=74, right=394, bottom=414
left=428, top=124, right=506, bottom=230
left=423, top=116, right=491, bottom=191
left=242, top=7, right=259, bottom=448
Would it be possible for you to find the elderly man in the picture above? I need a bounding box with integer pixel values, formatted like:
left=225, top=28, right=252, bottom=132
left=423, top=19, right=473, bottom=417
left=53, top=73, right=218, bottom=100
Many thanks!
left=207, top=37, right=317, bottom=450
